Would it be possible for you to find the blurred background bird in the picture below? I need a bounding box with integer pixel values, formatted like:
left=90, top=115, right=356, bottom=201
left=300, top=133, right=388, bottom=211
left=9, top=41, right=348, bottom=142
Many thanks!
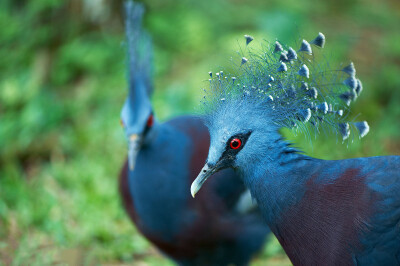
left=119, top=1, right=270, bottom=265
left=0, top=0, right=399, bottom=264
left=191, top=33, right=400, bottom=265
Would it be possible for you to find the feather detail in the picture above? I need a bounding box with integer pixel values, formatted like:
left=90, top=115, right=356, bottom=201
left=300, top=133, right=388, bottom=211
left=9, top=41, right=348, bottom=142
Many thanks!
left=338, top=123, right=350, bottom=140
left=342, top=62, right=356, bottom=77
left=353, top=121, right=369, bottom=138
left=277, top=62, right=288, bottom=72
left=287, top=47, right=298, bottom=60
left=298, top=64, right=310, bottom=78
left=244, top=34, right=254, bottom=45
left=299, top=40, right=312, bottom=54
left=311, top=32, right=325, bottom=48
left=274, top=41, right=283, bottom=53
left=202, top=32, right=369, bottom=142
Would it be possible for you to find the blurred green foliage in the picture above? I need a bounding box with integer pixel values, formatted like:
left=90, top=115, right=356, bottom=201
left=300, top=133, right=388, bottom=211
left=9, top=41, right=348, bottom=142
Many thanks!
left=0, top=0, right=399, bottom=264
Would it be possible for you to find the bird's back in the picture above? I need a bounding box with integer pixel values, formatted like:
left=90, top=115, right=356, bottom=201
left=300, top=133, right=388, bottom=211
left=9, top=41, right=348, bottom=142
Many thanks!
left=352, top=156, right=400, bottom=265
left=119, top=115, right=269, bottom=265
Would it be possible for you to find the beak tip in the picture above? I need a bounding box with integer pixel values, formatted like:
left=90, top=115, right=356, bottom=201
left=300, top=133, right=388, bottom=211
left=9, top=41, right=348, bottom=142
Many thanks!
left=191, top=163, right=216, bottom=198
left=128, top=157, right=135, bottom=171
left=190, top=184, right=197, bottom=198
left=128, top=134, right=140, bottom=171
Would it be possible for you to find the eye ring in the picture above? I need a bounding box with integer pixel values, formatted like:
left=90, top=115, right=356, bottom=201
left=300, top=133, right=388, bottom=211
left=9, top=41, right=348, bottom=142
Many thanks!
left=147, top=114, right=154, bottom=127
left=230, top=138, right=242, bottom=149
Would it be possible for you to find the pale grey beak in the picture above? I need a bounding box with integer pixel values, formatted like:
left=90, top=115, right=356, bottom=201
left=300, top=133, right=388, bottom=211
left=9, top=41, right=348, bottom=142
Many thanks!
left=191, top=163, right=218, bottom=198
left=128, top=134, right=140, bottom=170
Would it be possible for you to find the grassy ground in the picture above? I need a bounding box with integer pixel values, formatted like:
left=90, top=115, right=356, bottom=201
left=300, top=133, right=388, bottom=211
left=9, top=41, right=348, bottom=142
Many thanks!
left=0, top=0, right=399, bottom=265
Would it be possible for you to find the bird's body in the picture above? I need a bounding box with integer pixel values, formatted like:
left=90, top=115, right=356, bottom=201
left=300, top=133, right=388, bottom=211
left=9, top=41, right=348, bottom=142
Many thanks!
left=120, top=116, right=269, bottom=265
left=191, top=32, right=400, bottom=265
left=119, top=2, right=270, bottom=265
left=243, top=149, right=400, bottom=265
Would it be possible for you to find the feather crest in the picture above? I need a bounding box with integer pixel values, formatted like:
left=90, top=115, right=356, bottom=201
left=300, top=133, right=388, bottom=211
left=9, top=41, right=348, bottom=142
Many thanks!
left=201, top=33, right=369, bottom=141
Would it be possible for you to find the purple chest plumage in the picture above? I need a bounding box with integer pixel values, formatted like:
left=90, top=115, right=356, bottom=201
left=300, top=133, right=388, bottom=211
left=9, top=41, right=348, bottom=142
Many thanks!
left=276, top=168, right=378, bottom=265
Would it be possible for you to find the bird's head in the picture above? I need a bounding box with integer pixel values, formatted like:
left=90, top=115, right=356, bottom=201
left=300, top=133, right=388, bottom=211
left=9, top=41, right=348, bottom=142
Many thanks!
left=191, top=33, right=370, bottom=197
left=121, top=1, right=154, bottom=170
left=191, top=96, right=280, bottom=197
left=120, top=89, right=154, bottom=170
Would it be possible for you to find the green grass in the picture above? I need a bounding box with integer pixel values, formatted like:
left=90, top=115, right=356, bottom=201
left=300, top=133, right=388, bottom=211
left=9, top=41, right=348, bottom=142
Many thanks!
left=0, top=0, right=399, bottom=264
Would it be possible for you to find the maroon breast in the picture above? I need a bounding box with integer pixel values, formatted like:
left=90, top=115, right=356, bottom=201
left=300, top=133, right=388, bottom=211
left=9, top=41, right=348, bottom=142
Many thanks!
left=276, top=168, right=378, bottom=266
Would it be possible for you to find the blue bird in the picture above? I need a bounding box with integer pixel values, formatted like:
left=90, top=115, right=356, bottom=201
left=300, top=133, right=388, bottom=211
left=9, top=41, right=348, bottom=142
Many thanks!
left=191, top=33, right=400, bottom=265
left=119, top=2, right=270, bottom=265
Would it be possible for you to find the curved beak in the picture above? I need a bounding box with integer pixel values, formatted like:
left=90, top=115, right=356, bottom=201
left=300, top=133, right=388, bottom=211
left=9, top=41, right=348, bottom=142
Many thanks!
left=191, top=163, right=219, bottom=198
left=128, top=134, right=141, bottom=170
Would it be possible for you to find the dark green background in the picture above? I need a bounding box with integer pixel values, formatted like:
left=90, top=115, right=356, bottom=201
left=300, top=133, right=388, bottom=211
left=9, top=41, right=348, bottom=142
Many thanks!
left=0, top=0, right=399, bottom=264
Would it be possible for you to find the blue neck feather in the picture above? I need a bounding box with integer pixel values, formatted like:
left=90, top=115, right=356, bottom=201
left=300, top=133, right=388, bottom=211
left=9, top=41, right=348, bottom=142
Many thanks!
left=239, top=134, right=314, bottom=224
left=128, top=123, right=193, bottom=241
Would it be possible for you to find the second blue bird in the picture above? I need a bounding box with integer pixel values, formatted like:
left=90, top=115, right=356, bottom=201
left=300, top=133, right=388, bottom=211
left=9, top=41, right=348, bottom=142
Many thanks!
left=119, top=2, right=270, bottom=265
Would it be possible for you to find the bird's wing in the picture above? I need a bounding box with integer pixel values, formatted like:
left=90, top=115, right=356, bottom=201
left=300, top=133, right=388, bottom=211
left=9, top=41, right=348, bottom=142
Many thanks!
left=355, top=155, right=400, bottom=264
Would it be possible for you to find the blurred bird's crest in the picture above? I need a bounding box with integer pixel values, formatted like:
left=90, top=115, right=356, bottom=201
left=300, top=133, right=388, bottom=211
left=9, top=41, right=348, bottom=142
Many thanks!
left=121, top=1, right=153, bottom=137
left=201, top=33, right=369, bottom=142
left=121, top=1, right=155, bottom=170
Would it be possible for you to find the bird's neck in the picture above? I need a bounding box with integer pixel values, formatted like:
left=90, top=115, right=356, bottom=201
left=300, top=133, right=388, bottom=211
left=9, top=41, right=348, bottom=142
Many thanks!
left=240, top=137, right=315, bottom=225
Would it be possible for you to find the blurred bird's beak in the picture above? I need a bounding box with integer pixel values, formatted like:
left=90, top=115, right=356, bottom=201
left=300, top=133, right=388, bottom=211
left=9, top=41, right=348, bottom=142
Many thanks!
left=128, top=134, right=140, bottom=170
left=191, top=163, right=218, bottom=198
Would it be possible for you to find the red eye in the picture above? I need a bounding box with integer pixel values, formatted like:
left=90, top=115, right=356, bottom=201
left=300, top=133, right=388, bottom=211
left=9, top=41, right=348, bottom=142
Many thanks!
left=230, top=138, right=242, bottom=149
left=147, top=114, right=154, bottom=127
left=120, top=119, right=125, bottom=128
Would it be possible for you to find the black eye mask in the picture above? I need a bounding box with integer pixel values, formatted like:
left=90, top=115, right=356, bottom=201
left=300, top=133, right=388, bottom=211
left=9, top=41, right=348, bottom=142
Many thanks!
left=213, top=131, right=252, bottom=168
